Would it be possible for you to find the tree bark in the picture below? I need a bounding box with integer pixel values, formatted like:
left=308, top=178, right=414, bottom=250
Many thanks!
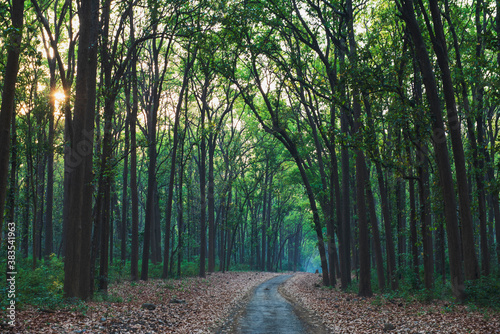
left=418, top=154, right=434, bottom=290
left=412, top=51, right=433, bottom=290
left=208, top=132, right=216, bottom=272
left=0, top=0, right=25, bottom=245
left=261, top=169, right=269, bottom=271
left=444, top=0, right=489, bottom=276
left=408, top=150, right=419, bottom=284
left=472, top=0, right=489, bottom=276
left=199, top=74, right=209, bottom=277
left=141, top=41, right=159, bottom=281
left=301, top=82, right=336, bottom=285
left=64, top=0, right=99, bottom=300
left=5, top=108, right=17, bottom=252
left=177, top=138, right=186, bottom=277
left=266, top=174, right=273, bottom=272
left=396, top=178, right=406, bottom=269
left=44, top=58, right=56, bottom=259
left=346, top=0, right=370, bottom=296
left=129, top=6, right=140, bottom=281
left=121, top=115, right=129, bottom=262
left=426, top=0, right=479, bottom=281
left=340, top=107, right=351, bottom=289
left=96, top=0, right=114, bottom=293
left=399, top=0, right=465, bottom=299
left=365, top=164, right=385, bottom=291
left=351, top=95, right=371, bottom=296
left=163, top=49, right=196, bottom=278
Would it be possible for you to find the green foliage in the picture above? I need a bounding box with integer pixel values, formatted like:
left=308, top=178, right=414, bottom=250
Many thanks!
left=465, top=274, right=500, bottom=310
left=363, top=265, right=500, bottom=311
left=344, top=280, right=360, bottom=295
left=229, top=263, right=251, bottom=272
left=0, top=254, right=64, bottom=311
left=376, top=267, right=451, bottom=304
left=93, top=291, right=123, bottom=303
left=370, top=294, right=384, bottom=307
left=108, top=260, right=128, bottom=283
left=108, top=259, right=207, bottom=281
left=180, top=260, right=199, bottom=277
left=63, top=297, right=88, bottom=315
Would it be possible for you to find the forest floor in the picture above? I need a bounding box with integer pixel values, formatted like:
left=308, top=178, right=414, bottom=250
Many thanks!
left=281, top=272, right=500, bottom=333
left=5, top=271, right=279, bottom=333
left=4, top=271, right=500, bottom=333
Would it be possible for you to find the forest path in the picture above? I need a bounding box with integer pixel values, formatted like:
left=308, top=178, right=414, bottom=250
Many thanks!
left=219, top=274, right=328, bottom=334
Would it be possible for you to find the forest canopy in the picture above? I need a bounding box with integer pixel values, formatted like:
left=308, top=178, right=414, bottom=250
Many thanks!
left=0, top=0, right=499, bottom=304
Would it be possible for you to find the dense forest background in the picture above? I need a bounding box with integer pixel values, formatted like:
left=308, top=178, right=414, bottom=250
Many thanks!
left=1, top=0, right=500, bottom=306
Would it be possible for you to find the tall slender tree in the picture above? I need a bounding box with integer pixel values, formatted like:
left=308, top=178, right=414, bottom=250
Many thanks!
left=398, top=0, right=465, bottom=299
left=0, top=0, right=25, bottom=245
left=63, top=0, right=99, bottom=300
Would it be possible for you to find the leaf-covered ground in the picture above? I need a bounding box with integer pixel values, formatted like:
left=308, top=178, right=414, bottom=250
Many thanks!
left=4, top=272, right=278, bottom=333
left=281, top=273, right=500, bottom=334
left=6, top=272, right=500, bottom=333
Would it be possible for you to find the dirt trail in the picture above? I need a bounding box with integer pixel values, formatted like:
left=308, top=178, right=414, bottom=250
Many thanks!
left=220, top=274, right=327, bottom=334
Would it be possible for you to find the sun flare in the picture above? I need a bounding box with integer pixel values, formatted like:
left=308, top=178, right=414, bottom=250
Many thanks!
left=53, top=90, right=66, bottom=102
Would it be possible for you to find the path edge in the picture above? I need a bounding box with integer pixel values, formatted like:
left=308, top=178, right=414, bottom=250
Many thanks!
left=278, top=275, right=330, bottom=334
left=213, top=274, right=278, bottom=334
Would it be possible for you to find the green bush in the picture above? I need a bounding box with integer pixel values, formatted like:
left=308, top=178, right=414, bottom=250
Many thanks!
left=0, top=254, right=65, bottom=311
left=107, top=258, right=208, bottom=280
left=228, top=263, right=251, bottom=272
left=465, top=275, right=500, bottom=310
left=180, top=260, right=199, bottom=276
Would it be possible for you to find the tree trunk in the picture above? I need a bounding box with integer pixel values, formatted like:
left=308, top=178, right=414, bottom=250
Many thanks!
left=97, top=0, right=114, bottom=293
left=352, top=99, right=371, bottom=297
left=44, top=61, right=56, bottom=259
left=129, top=7, right=140, bottom=281
left=426, top=0, right=479, bottom=281
left=163, top=50, right=196, bottom=278
left=199, top=75, right=209, bottom=277
left=220, top=199, right=227, bottom=272
left=22, top=165, right=29, bottom=258
left=261, top=169, right=268, bottom=271
left=286, top=142, right=329, bottom=285
left=0, top=0, right=25, bottom=245
left=346, top=0, right=370, bottom=296
left=151, top=183, right=162, bottom=264
left=413, top=51, right=433, bottom=290
left=374, top=162, right=397, bottom=289
left=399, top=0, right=465, bottom=299
left=121, top=115, right=129, bottom=262
left=340, top=107, right=351, bottom=289
left=365, top=164, right=385, bottom=291
left=472, top=0, right=489, bottom=276
left=141, top=52, right=159, bottom=281
left=418, top=155, right=434, bottom=290
left=302, top=86, right=336, bottom=285
left=64, top=0, right=99, bottom=300
left=177, top=145, right=185, bottom=278
left=266, top=175, right=273, bottom=271
left=408, top=155, right=419, bottom=284
left=5, top=107, right=17, bottom=253
left=396, top=178, right=406, bottom=269
left=445, top=0, right=490, bottom=275
left=33, top=147, right=45, bottom=268
left=208, top=133, right=216, bottom=272
left=329, top=119, right=342, bottom=281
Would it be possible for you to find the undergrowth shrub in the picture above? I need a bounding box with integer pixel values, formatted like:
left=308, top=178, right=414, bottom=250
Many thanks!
left=0, top=254, right=64, bottom=311
left=465, top=274, right=500, bottom=310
